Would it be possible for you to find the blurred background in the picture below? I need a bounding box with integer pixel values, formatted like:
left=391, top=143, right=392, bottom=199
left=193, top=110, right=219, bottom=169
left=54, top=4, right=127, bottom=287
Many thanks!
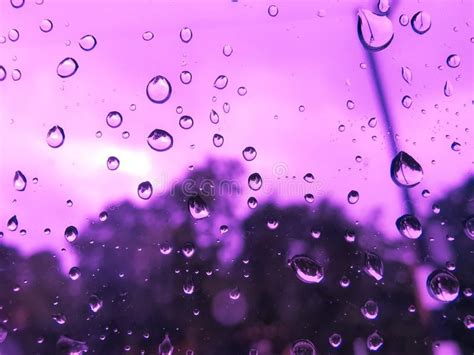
left=0, top=0, right=472, bottom=354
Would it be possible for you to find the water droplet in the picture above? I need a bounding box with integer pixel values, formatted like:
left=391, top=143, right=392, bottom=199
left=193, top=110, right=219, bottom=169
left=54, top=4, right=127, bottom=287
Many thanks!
left=357, top=9, right=394, bottom=51
left=411, top=11, right=431, bottom=34
left=367, top=332, right=383, bottom=351
left=0, top=66, right=6, bottom=81
left=56, top=336, right=88, bottom=354
left=0, top=326, right=7, bottom=344
left=46, top=125, right=66, bottom=148
left=267, top=219, right=279, bottom=230
left=451, top=142, right=461, bottom=152
left=89, top=294, right=103, bottom=312
left=160, top=243, right=173, bottom=255
left=213, top=134, right=224, bottom=147
left=427, top=269, right=459, bottom=302
left=223, top=102, right=230, bottom=113
left=401, top=95, right=412, bottom=108
left=344, top=230, right=356, bottom=243
left=242, top=146, right=257, bottom=161
left=444, top=80, right=453, bottom=97
left=223, top=44, right=233, bottom=57
left=396, top=214, right=422, bottom=239
left=96, top=131, right=102, bottom=138
left=7, top=215, right=18, bottom=231
left=122, top=131, right=130, bottom=139
left=69, top=266, right=81, bottom=280
left=107, top=156, right=120, bottom=171
left=464, top=315, right=474, bottom=330
left=188, top=195, right=210, bottom=220
left=304, top=193, right=314, bottom=203
left=347, top=190, right=360, bottom=204
left=158, top=334, right=174, bottom=355
left=106, top=111, right=123, bottom=128
left=64, top=225, right=78, bottom=242
left=147, top=129, right=173, bottom=151
left=79, top=34, right=97, bottom=51
left=180, top=71, right=192, bottom=85
left=182, top=243, right=195, bottom=258
left=446, top=54, right=461, bottom=68
left=268, top=5, right=279, bottom=17
left=390, top=151, right=423, bottom=187
left=364, top=251, right=383, bottom=281
left=183, top=278, right=195, bottom=295
left=52, top=313, right=67, bottom=325
left=180, top=27, right=193, bottom=43
left=329, top=333, right=342, bottom=348
left=39, top=19, right=53, bottom=33
left=401, top=66, right=412, bottom=84
left=291, top=339, right=316, bottom=355
left=288, top=255, right=324, bottom=284
left=368, top=117, right=377, bottom=128
left=57, top=57, right=79, bottom=78
left=142, top=31, right=154, bottom=41
left=146, top=75, right=172, bottom=104
left=310, top=228, right=321, bottom=239
left=209, top=109, right=220, bottom=124
left=13, top=170, right=27, bottom=191
left=66, top=199, right=73, bottom=207
left=399, top=14, right=409, bottom=26
left=237, top=86, right=247, bottom=96
left=463, top=216, right=474, bottom=240
left=137, top=181, right=153, bottom=200
left=346, top=100, right=355, bottom=110
left=303, top=173, right=315, bottom=183
left=247, top=197, right=258, bottom=209
left=378, top=0, right=390, bottom=13
left=214, top=75, right=228, bottom=89
left=8, top=29, right=20, bottom=42
left=11, top=69, right=21, bottom=81
left=248, top=173, right=263, bottom=191
left=361, top=299, right=379, bottom=319
left=229, top=287, right=241, bottom=300
left=408, top=305, right=416, bottom=313
left=10, top=0, right=24, bottom=8
left=179, top=115, right=194, bottom=129
left=99, top=211, right=108, bottom=222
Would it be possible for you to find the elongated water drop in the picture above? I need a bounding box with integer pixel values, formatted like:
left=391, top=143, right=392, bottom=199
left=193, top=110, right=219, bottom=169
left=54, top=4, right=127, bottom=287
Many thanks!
left=444, top=80, right=453, bottom=97
left=146, top=75, right=172, bottom=103
left=401, top=66, right=412, bottom=84
left=288, top=255, right=324, bottom=284
left=357, top=9, right=394, bottom=51
left=390, top=151, right=423, bottom=187
left=158, top=334, right=174, bottom=355
left=364, top=251, right=383, bottom=281
left=7, top=215, right=18, bottom=231
left=57, top=57, right=78, bottom=78
left=427, top=269, right=459, bottom=302
left=46, top=125, right=65, bottom=148
left=188, top=195, right=210, bottom=220
left=396, top=214, right=422, bottom=239
left=180, top=27, right=192, bottom=43
left=13, top=170, right=27, bottom=191
left=209, top=110, right=220, bottom=124
left=137, top=181, right=153, bottom=200
left=147, top=129, right=173, bottom=151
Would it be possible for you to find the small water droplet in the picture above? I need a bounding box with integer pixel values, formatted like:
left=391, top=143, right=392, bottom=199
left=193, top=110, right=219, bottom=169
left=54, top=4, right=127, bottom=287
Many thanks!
left=401, top=95, right=412, bottom=108
left=64, top=225, right=78, bottom=242
left=238, top=86, right=247, bottom=96
left=56, top=336, right=88, bottom=354
left=147, top=129, right=173, bottom=151
left=303, top=173, right=315, bottom=183
left=364, top=251, right=383, bottom=281
left=79, top=34, right=97, bottom=51
left=57, top=57, right=79, bottom=78
left=39, top=19, right=53, bottom=33
left=463, top=216, right=474, bottom=240
left=267, top=219, right=279, bottom=230
left=291, top=339, right=316, bottom=355
left=7, top=215, right=18, bottom=231
left=247, top=197, right=258, bottom=209
left=346, top=100, right=355, bottom=110
left=52, top=313, right=67, bottom=325
left=214, top=75, right=228, bottom=89
left=223, top=102, right=230, bottom=113
left=390, top=151, right=423, bottom=187
left=357, top=9, right=394, bottom=51
left=146, top=75, right=172, bottom=104
left=229, top=287, right=241, bottom=300
left=158, top=334, right=174, bottom=355
left=180, top=71, right=192, bottom=85
left=213, top=134, right=224, bottom=147
left=69, top=266, right=81, bottom=280
left=304, top=193, right=314, bottom=203
left=182, top=243, right=195, bottom=258
left=99, top=211, right=108, bottom=222
left=361, top=299, right=379, bottom=319
left=122, top=131, right=130, bottom=139
left=464, top=315, right=474, bottom=330
left=268, top=5, right=279, bottom=17
left=8, top=29, right=20, bottom=42
left=396, top=214, right=422, bottom=239
left=89, top=294, right=103, bottom=312
left=0, top=66, right=6, bottom=81
left=180, top=27, right=193, bottom=43
left=11, top=69, right=22, bottom=81
left=13, top=170, right=27, bottom=191
left=106, top=156, right=120, bottom=170
left=183, top=278, right=195, bottom=295
left=210, top=109, right=220, bottom=124
left=10, top=0, right=24, bottom=8
left=399, top=14, right=409, bottom=26
left=223, top=44, right=233, bottom=57
left=446, top=54, right=461, bottom=68
left=137, top=181, right=153, bottom=200
left=411, top=11, right=431, bottom=34
left=188, top=195, right=210, bottom=220
left=444, top=80, right=453, bottom=97
left=248, top=173, right=263, bottom=191
left=142, top=31, right=154, bottom=41
left=179, top=115, right=194, bottom=130
left=367, top=332, right=383, bottom=351
left=288, top=255, right=324, bottom=284
left=378, top=0, right=390, bottom=13
left=46, top=125, right=65, bottom=148
left=329, top=333, right=342, bottom=348
left=427, top=269, right=459, bottom=302
left=242, top=146, right=257, bottom=161
left=368, top=117, right=377, bottom=128
left=106, top=111, right=123, bottom=128
left=401, top=66, right=412, bottom=84
left=347, top=190, right=359, bottom=204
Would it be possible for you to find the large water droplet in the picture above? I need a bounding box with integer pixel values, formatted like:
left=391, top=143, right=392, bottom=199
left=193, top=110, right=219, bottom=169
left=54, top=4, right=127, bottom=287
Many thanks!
left=411, top=11, right=431, bottom=34
left=248, top=173, right=263, bottom=191
left=146, top=75, right=172, bottom=104
left=390, top=151, right=423, bottom=187
left=446, top=54, right=461, bottom=68
left=106, top=156, right=120, bottom=170
left=367, top=332, right=383, bottom=351
left=57, top=57, right=79, bottom=78
left=46, top=125, right=65, bottom=148
left=357, top=9, right=394, bottom=51
left=147, top=129, right=173, bottom=151
left=56, top=336, right=88, bottom=354
left=214, top=75, right=228, bottom=89
left=137, top=181, right=153, bottom=200
left=7, top=215, right=18, bottom=231
left=79, top=34, right=97, bottom=51
left=13, top=170, right=27, bottom=191
left=180, top=27, right=193, bottom=43
left=401, top=66, right=412, bottom=84
left=361, top=299, right=379, bottom=319
left=188, top=195, right=210, bottom=220
left=427, top=269, right=459, bottom=302
left=288, top=255, right=324, bottom=284
left=158, top=334, right=174, bottom=355
left=64, top=225, right=78, bottom=242
left=396, top=214, right=422, bottom=239
left=364, top=252, right=383, bottom=281
left=106, top=111, right=123, bottom=128
left=291, top=339, right=316, bottom=355
left=89, top=294, right=103, bottom=312
left=463, top=216, right=474, bottom=240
